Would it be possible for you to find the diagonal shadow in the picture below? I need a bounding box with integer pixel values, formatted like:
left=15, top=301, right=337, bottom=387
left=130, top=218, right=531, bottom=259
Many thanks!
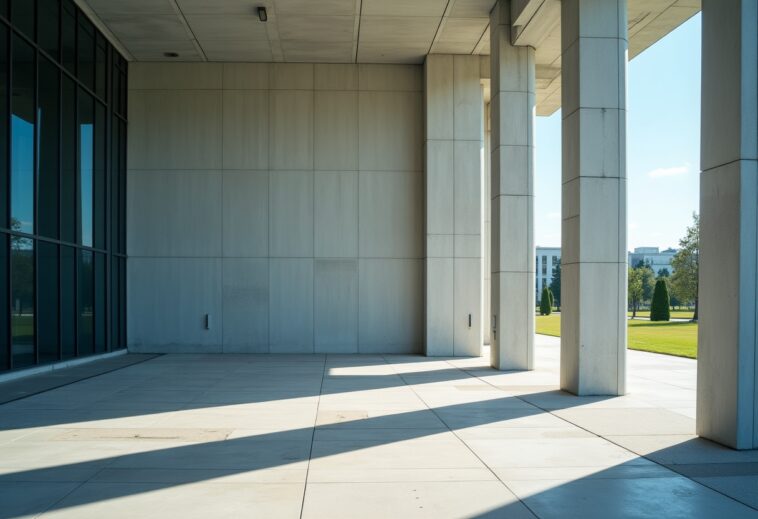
left=0, top=357, right=487, bottom=431
left=3, top=355, right=756, bottom=518
left=0, top=392, right=546, bottom=517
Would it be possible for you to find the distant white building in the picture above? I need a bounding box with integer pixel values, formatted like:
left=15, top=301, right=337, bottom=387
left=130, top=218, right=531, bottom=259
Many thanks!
left=535, top=246, right=677, bottom=303
left=536, top=247, right=561, bottom=303
left=628, top=247, right=678, bottom=276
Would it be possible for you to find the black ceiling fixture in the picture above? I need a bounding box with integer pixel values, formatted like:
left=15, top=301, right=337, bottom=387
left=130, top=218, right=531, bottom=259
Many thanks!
left=257, top=6, right=267, bottom=22
left=164, top=52, right=179, bottom=58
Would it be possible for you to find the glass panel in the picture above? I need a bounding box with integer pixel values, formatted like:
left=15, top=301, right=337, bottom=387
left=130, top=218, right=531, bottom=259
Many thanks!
left=110, top=115, right=119, bottom=251
left=0, top=234, right=8, bottom=371
left=94, top=252, right=104, bottom=352
left=77, top=13, right=94, bottom=91
left=60, top=245, right=74, bottom=359
left=10, top=236, right=34, bottom=368
left=109, top=254, right=118, bottom=349
left=11, top=0, right=35, bottom=40
left=119, top=120, right=126, bottom=253
left=0, top=0, right=7, bottom=19
left=38, top=57, right=59, bottom=239
left=95, top=33, right=106, bottom=100
left=37, top=241, right=58, bottom=363
left=10, top=35, right=35, bottom=235
left=61, top=0, right=75, bottom=74
left=93, top=102, right=105, bottom=248
left=118, top=256, right=125, bottom=347
left=37, top=0, right=59, bottom=59
left=61, top=76, right=75, bottom=243
left=77, top=249, right=93, bottom=355
left=120, top=69, right=126, bottom=116
left=78, top=89, right=93, bottom=246
left=0, top=25, right=8, bottom=230
left=111, top=60, right=120, bottom=116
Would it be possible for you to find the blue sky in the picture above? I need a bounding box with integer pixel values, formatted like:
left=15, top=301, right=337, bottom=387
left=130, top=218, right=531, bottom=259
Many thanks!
left=534, top=13, right=701, bottom=250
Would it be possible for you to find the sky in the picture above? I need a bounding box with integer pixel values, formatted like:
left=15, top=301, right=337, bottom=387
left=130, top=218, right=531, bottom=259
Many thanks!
left=534, top=13, right=701, bottom=251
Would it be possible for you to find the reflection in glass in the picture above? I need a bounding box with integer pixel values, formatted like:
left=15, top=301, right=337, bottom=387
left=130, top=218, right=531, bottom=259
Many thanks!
left=11, top=237, right=34, bottom=368
left=78, top=250, right=93, bottom=356
left=79, top=91, right=94, bottom=247
left=11, top=36, right=35, bottom=235
left=61, top=246, right=75, bottom=359
left=39, top=57, right=60, bottom=239
left=38, top=242, right=59, bottom=364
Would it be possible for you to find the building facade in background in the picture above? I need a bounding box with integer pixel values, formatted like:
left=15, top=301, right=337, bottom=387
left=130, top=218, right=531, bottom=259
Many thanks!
left=628, top=247, right=677, bottom=276
left=535, top=247, right=560, bottom=303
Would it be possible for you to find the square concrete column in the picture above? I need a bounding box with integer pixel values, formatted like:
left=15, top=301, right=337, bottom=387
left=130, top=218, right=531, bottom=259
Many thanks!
left=559, top=0, right=627, bottom=395
left=697, top=0, right=758, bottom=450
left=489, top=0, right=536, bottom=370
left=424, top=55, right=483, bottom=357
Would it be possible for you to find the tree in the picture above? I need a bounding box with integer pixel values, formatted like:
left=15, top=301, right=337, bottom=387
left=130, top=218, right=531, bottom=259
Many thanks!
left=650, top=279, right=671, bottom=321
left=549, top=259, right=561, bottom=309
left=640, top=264, right=656, bottom=303
left=547, top=288, right=554, bottom=310
left=540, top=287, right=552, bottom=315
left=657, top=268, right=670, bottom=278
left=628, top=264, right=655, bottom=318
left=628, top=267, right=643, bottom=318
left=671, top=213, right=699, bottom=321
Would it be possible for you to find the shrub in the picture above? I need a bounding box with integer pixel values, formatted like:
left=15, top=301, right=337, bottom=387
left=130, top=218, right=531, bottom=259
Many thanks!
left=540, top=287, right=552, bottom=316
left=650, top=279, right=671, bottom=321
left=547, top=288, right=554, bottom=310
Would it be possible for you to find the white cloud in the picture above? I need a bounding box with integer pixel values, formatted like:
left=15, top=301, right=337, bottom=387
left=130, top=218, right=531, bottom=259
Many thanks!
left=647, top=164, right=689, bottom=179
left=546, top=212, right=560, bottom=220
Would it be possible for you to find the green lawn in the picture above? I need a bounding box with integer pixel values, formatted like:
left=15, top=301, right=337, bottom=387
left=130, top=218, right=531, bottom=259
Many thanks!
left=535, top=314, right=698, bottom=359
left=626, top=310, right=695, bottom=319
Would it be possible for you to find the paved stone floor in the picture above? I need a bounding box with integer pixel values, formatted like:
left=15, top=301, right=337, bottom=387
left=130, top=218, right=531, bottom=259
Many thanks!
left=1, top=335, right=757, bottom=518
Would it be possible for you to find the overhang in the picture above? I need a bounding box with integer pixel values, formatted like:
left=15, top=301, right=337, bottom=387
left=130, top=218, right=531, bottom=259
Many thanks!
left=77, top=0, right=700, bottom=115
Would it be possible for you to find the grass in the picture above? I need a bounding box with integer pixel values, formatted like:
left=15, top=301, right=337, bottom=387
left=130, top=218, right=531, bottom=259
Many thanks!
left=626, top=310, right=695, bottom=319
left=535, top=314, right=697, bottom=359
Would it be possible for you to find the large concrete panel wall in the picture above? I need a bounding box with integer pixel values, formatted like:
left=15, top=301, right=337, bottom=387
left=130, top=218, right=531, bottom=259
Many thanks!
left=127, top=63, right=424, bottom=354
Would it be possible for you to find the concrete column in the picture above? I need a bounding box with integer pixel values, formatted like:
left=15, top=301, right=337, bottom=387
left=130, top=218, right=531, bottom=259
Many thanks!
left=697, top=0, right=758, bottom=450
left=424, top=55, right=483, bottom=357
left=559, top=0, right=627, bottom=395
left=489, top=0, right=536, bottom=370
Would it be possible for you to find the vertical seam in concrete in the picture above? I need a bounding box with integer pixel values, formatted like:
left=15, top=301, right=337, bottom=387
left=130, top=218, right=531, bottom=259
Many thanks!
left=312, top=65, right=316, bottom=354
left=220, top=74, right=225, bottom=353
left=452, top=57, right=457, bottom=356
left=357, top=73, right=362, bottom=354
left=267, top=71, right=272, bottom=354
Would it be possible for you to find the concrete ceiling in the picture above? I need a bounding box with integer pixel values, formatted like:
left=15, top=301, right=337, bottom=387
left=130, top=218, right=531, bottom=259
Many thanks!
left=77, top=0, right=700, bottom=114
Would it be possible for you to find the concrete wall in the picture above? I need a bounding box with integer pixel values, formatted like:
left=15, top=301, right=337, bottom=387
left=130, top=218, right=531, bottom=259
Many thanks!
left=424, top=55, right=484, bottom=357
left=127, top=63, right=424, bottom=354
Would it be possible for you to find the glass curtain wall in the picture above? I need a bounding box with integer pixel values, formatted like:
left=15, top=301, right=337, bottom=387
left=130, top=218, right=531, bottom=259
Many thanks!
left=0, top=0, right=127, bottom=372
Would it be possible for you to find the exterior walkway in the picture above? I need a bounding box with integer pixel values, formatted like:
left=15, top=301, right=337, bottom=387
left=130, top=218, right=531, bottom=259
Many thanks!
left=1, top=336, right=757, bottom=518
